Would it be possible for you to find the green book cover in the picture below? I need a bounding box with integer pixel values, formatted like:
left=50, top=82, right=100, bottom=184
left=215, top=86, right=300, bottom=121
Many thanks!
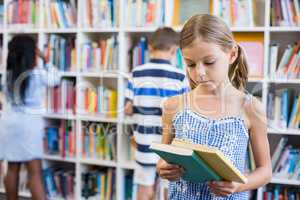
left=150, top=143, right=222, bottom=183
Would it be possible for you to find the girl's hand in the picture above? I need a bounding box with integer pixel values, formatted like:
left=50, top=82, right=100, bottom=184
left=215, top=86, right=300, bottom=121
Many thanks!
left=208, top=181, right=241, bottom=197
left=157, top=159, right=184, bottom=181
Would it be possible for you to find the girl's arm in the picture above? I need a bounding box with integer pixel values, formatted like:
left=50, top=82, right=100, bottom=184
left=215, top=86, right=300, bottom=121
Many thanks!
left=157, top=96, right=184, bottom=181
left=38, top=63, right=61, bottom=87
left=237, top=97, right=272, bottom=192
left=209, top=97, right=272, bottom=197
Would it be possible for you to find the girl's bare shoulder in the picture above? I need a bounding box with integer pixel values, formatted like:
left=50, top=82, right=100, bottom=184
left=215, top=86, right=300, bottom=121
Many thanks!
left=162, top=93, right=188, bottom=117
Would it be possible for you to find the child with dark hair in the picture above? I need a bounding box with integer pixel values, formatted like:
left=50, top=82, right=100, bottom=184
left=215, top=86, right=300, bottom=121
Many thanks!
left=0, top=35, right=61, bottom=200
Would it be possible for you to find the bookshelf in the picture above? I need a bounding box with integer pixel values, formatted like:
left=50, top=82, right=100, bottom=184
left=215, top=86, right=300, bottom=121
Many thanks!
left=0, top=0, right=299, bottom=199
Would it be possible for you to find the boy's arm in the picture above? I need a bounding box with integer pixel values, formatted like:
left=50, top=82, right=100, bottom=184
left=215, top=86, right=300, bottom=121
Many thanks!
left=125, top=101, right=133, bottom=116
left=124, top=79, right=134, bottom=116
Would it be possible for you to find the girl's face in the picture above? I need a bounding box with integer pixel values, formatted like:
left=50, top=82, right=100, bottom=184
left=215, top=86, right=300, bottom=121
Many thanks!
left=182, top=38, right=238, bottom=91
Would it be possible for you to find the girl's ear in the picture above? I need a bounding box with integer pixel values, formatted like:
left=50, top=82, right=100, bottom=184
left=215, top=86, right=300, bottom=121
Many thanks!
left=229, top=45, right=239, bottom=64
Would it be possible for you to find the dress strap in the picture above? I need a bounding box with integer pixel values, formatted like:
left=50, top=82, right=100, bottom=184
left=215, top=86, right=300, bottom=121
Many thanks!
left=183, top=93, right=190, bottom=109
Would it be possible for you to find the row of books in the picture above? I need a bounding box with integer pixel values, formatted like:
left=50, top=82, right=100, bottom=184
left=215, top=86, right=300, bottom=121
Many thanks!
left=47, top=79, right=76, bottom=115
left=44, top=0, right=77, bottom=29
left=44, top=34, right=77, bottom=72
left=211, top=0, right=255, bottom=27
left=271, top=137, right=300, bottom=180
left=81, top=36, right=118, bottom=72
left=43, top=167, right=75, bottom=199
left=4, top=1, right=300, bottom=29
left=269, top=42, right=300, bottom=80
left=81, top=168, right=115, bottom=200
left=78, top=85, right=118, bottom=118
left=7, top=0, right=39, bottom=27
left=83, top=0, right=118, bottom=28
left=82, top=122, right=116, bottom=160
left=44, top=120, right=76, bottom=158
left=270, top=0, right=300, bottom=27
left=267, top=89, right=300, bottom=129
left=264, top=185, right=300, bottom=200
left=125, top=0, right=202, bottom=27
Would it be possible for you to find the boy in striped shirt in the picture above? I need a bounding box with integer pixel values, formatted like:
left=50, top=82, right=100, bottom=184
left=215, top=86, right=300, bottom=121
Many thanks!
left=125, top=27, right=189, bottom=200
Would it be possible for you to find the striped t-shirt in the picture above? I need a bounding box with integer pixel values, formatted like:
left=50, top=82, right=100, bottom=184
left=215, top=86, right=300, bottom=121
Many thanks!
left=125, top=59, right=189, bottom=166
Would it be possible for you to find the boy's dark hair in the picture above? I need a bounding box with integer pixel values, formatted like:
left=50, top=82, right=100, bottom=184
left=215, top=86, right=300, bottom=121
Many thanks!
left=149, top=27, right=179, bottom=51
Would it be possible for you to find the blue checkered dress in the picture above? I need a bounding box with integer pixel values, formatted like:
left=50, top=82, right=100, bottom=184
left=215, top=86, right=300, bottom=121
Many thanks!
left=168, top=94, right=251, bottom=200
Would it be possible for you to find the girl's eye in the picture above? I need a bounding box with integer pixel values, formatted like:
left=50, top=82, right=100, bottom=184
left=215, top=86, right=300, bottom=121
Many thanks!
left=204, top=61, right=215, bottom=65
left=187, top=63, right=196, bottom=68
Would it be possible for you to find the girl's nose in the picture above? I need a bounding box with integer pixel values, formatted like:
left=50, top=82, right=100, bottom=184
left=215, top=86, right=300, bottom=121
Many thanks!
left=197, top=65, right=206, bottom=78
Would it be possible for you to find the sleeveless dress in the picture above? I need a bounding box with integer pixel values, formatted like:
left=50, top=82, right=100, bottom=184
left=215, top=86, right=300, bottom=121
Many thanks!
left=168, top=94, right=251, bottom=200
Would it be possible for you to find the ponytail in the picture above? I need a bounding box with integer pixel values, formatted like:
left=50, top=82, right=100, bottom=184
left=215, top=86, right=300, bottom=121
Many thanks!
left=228, top=45, right=248, bottom=90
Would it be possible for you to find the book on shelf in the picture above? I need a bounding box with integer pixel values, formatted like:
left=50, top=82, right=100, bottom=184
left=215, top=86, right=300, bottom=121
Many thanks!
left=270, top=0, right=300, bottom=27
left=83, top=0, right=118, bottom=28
left=81, top=36, right=118, bottom=72
left=0, top=4, right=3, bottom=27
left=234, top=33, right=264, bottom=78
left=271, top=136, right=300, bottom=181
left=270, top=42, right=300, bottom=79
left=81, top=168, right=115, bottom=200
left=78, top=85, right=118, bottom=118
left=81, top=122, right=116, bottom=160
left=150, top=138, right=247, bottom=183
left=7, top=0, right=39, bottom=27
left=46, top=79, right=76, bottom=115
left=44, top=0, right=77, bottom=28
left=124, top=172, right=137, bottom=200
left=210, top=0, right=255, bottom=27
left=43, top=167, right=75, bottom=199
left=264, top=184, right=300, bottom=200
left=267, top=89, right=300, bottom=129
left=44, top=34, right=77, bottom=72
left=44, top=120, right=76, bottom=158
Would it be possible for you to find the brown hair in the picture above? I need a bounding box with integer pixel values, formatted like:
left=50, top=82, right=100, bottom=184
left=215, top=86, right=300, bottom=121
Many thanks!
left=149, top=27, right=179, bottom=51
left=180, top=14, right=248, bottom=90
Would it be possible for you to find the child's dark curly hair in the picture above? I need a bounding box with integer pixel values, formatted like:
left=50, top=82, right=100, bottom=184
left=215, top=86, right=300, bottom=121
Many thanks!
left=6, top=35, right=36, bottom=105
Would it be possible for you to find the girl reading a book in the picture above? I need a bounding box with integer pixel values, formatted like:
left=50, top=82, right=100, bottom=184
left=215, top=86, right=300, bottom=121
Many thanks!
left=157, top=14, right=272, bottom=199
left=0, top=35, right=61, bottom=200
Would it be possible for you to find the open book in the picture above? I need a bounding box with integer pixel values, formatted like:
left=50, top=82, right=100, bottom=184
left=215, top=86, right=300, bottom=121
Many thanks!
left=150, top=139, right=248, bottom=183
